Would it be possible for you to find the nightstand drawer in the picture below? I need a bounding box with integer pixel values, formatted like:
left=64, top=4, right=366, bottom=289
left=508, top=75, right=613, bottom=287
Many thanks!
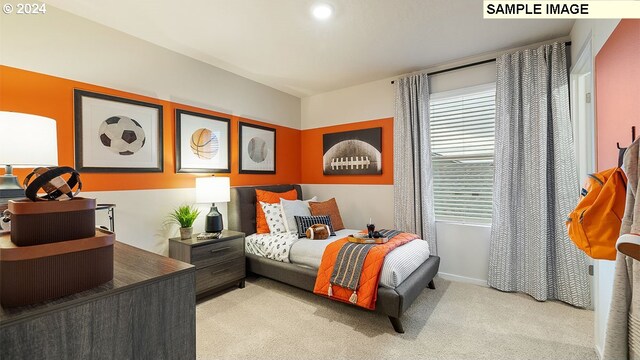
left=191, top=238, right=244, bottom=269
left=195, top=258, right=245, bottom=294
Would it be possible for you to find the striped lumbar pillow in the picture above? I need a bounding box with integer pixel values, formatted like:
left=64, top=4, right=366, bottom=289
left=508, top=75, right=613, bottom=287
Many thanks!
left=294, top=215, right=336, bottom=239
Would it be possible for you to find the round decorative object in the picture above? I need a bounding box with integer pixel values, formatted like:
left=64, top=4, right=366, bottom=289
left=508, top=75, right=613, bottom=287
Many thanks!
left=23, top=166, right=82, bottom=201
left=247, top=137, right=268, bottom=163
left=98, top=116, right=146, bottom=156
left=190, top=128, right=219, bottom=159
left=306, top=224, right=330, bottom=240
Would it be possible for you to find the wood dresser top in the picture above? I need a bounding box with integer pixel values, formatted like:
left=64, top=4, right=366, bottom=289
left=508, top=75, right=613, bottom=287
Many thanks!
left=0, top=241, right=194, bottom=326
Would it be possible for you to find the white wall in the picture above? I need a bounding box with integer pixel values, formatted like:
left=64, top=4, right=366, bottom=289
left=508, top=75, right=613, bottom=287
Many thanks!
left=301, top=78, right=395, bottom=129
left=301, top=64, right=497, bottom=285
left=0, top=6, right=300, bottom=129
left=1, top=6, right=300, bottom=255
left=570, top=18, right=621, bottom=360
left=300, top=184, right=394, bottom=229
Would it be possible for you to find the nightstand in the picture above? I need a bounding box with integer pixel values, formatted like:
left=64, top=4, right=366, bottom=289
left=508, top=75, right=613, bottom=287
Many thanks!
left=169, top=230, right=245, bottom=297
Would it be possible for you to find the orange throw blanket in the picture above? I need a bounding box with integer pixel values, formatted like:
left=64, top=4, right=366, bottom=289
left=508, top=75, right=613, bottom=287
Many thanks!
left=313, top=232, right=419, bottom=310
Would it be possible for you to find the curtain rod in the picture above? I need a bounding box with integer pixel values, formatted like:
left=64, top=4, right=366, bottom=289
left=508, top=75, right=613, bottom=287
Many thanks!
left=391, top=40, right=571, bottom=84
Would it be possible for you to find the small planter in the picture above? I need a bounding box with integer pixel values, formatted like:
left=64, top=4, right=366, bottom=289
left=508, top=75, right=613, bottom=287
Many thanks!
left=167, top=205, right=200, bottom=240
left=180, top=227, right=193, bottom=240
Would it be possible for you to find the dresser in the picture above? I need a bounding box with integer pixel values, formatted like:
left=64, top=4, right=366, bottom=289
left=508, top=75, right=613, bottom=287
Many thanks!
left=169, top=230, right=245, bottom=297
left=0, top=241, right=196, bottom=360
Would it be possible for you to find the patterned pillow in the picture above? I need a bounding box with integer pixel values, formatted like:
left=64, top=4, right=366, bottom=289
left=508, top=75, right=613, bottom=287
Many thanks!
left=280, top=197, right=317, bottom=233
left=309, top=198, right=345, bottom=231
left=255, top=189, right=298, bottom=234
left=259, top=202, right=287, bottom=234
left=294, top=215, right=336, bottom=238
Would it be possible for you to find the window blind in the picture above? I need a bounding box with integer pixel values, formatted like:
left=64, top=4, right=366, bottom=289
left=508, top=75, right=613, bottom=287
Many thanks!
left=429, top=84, right=496, bottom=223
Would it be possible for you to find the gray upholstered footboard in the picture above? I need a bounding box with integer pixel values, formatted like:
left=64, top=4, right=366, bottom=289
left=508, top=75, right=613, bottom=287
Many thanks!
left=246, top=253, right=441, bottom=333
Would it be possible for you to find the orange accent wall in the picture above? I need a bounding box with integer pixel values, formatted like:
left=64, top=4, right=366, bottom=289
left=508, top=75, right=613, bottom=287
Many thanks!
left=300, top=118, right=394, bottom=184
left=595, top=19, right=640, bottom=170
left=0, top=66, right=301, bottom=191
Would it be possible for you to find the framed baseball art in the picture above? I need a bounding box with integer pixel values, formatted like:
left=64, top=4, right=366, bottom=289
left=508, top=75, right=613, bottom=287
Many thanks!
left=73, top=89, right=163, bottom=173
left=238, top=122, right=276, bottom=174
left=175, top=109, right=230, bottom=173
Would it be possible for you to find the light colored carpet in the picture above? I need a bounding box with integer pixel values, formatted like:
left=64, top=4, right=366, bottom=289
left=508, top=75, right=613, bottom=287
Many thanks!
left=196, top=277, right=596, bottom=360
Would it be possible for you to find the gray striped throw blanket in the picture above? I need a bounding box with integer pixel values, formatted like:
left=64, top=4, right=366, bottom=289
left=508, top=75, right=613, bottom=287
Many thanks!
left=329, top=229, right=402, bottom=303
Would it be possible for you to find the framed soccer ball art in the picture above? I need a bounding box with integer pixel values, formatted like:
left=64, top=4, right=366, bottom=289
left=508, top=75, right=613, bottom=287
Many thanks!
left=74, top=89, right=164, bottom=173
left=175, top=109, right=230, bottom=173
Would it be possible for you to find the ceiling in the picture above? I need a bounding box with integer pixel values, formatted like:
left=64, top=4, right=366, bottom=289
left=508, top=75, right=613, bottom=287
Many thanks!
left=44, top=0, right=574, bottom=98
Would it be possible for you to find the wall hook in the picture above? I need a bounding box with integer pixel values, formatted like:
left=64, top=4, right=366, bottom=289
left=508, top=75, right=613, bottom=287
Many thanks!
left=617, top=126, right=637, bottom=149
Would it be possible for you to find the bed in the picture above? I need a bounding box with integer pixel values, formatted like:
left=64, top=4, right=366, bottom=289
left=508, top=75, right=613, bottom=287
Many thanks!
left=228, top=184, right=440, bottom=333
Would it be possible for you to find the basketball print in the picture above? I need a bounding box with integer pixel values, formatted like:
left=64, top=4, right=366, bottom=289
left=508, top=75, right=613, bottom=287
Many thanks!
left=98, top=116, right=146, bottom=156
left=190, top=128, right=219, bottom=160
left=248, top=137, right=268, bottom=163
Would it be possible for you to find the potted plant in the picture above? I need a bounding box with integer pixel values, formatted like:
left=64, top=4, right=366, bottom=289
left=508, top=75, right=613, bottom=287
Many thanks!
left=167, top=205, right=201, bottom=240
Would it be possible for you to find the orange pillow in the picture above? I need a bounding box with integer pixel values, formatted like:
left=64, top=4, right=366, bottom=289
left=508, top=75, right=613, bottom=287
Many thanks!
left=256, top=189, right=298, bottom=234
left=309, top=198, right=345, bottom=231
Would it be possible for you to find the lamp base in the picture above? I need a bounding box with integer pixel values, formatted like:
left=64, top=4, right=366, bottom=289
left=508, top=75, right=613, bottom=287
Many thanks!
left=0, top=174, right=25, bottom=205
left=205, top=205, right=223, bottom=233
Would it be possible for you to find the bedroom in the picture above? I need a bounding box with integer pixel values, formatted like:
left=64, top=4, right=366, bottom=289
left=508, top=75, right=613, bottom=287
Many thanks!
left=0, top=1, right=638, bottom=359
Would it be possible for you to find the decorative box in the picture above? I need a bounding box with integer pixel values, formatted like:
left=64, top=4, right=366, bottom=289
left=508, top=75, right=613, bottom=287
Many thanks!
left=8, top=197, right=96, bottom=246
left=0, top=228, right=114, bottom=308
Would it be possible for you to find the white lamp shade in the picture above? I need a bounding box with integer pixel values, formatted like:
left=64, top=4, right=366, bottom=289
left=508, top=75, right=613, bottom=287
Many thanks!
left=0, top=111, right=58, bottom=167
left=195, top=177, right=230, bottom=203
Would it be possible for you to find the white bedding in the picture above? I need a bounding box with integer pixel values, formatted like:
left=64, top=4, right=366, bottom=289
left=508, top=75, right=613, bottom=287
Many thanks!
left=245, top=229, right=430, bottom=288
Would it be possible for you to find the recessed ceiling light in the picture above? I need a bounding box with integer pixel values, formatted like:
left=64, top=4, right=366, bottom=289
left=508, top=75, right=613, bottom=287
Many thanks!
left=312, top=3, right=333, bottom=20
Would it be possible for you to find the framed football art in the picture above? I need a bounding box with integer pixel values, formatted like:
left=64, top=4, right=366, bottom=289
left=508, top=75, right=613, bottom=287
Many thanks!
left=73, top=89, right=163, bottom=172
left=322, top=127, right=382, bottom=175
left=175, top=109, right=230, bottom=173
left=238, top=122, right=276, bottom=174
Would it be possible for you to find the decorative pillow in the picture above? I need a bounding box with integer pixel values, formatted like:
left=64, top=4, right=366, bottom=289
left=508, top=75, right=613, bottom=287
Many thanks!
left=294, top=215, right=335, bottom=238
left=309, top=198, right=345, bottom=231
left=280, top=196, right=317, bottom=233
left=256, top=189, right=298, bottom=234
left=259, top=202, right=287, bottom=234
left=305, top=224, right=331, bottom=240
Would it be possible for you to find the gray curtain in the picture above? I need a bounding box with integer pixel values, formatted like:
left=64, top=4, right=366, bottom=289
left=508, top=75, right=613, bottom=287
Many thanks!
left=394, top=73, right=437, bottom=254
left=488, top=43, right=591, bottom=307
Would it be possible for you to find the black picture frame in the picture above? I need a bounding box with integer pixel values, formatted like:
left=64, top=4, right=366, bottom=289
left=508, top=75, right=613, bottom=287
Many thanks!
left=238, top=122, right=276, bottom=174
left=175, top=109, right=231, bottom=173
left=322, top=127, right=382, bottom=175
left=74, top=89, right=164, bottom=173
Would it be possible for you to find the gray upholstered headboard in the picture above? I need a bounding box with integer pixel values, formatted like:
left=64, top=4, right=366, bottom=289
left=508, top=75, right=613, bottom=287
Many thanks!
left=228, top=184, right=302, bottom=235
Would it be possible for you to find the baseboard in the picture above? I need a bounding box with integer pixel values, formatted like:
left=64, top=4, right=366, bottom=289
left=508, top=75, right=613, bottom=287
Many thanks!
left=438, top=272, right=488, bottom=287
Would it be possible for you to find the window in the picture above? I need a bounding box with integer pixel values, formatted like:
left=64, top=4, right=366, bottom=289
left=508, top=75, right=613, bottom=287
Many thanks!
left=429, top=83, right=496, bottom=223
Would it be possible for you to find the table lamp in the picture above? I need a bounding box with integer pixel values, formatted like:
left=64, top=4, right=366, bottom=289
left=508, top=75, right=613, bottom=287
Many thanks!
left=195, top=177, right=230, bottom=233
left=0, top=111, right=58, bottom=204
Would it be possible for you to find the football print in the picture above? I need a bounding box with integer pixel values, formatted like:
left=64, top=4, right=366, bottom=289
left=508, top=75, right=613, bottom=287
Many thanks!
left=98, top=116, right=146, bottom=156
left=322, top=127, right=382, bottom=175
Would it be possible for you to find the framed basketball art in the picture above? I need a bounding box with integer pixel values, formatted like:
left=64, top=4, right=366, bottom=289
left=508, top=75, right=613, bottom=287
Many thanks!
left=238, top=122, right=276, bottom=174
left=73, top=90, right=163, bottom=173
left=175, top=109, right=230, bottom=173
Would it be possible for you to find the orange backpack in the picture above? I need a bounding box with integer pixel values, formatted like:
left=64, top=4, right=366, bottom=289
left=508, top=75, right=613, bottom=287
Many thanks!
left=567, top=167, right=627, bottom=260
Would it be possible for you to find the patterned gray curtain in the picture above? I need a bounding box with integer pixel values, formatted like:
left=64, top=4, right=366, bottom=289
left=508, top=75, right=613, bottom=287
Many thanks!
left=394, top=73, right=437, bottom=255
left=488, top=42, right=591, bottom=307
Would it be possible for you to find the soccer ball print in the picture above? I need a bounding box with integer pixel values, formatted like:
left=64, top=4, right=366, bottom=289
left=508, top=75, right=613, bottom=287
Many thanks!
left=98, top=115, right=146, bottom=156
